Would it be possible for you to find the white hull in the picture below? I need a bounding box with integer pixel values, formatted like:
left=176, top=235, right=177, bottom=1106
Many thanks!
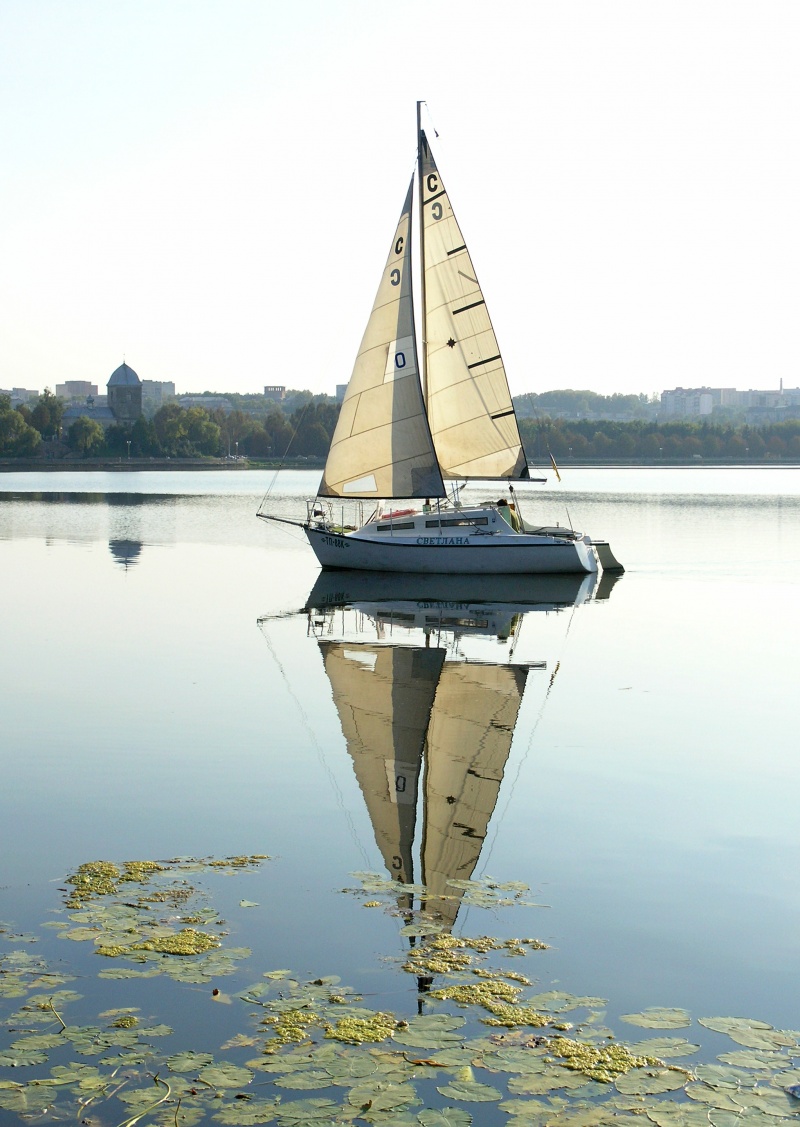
left=305, top=525, right=598, bottom=575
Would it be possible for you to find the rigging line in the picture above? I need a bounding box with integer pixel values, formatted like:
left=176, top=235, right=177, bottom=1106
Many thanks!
left=257, top=619, right=371, bottom=869
left=257, top=396, right=317, bottom=513
left=474, top=609, right=579, bottom=884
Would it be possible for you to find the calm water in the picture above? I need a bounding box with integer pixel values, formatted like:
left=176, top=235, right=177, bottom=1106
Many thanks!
left=1, top=468, right=799, bottom=1116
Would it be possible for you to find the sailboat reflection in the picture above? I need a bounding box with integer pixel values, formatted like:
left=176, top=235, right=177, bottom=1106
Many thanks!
left=305, top=569, right=612, bottom=936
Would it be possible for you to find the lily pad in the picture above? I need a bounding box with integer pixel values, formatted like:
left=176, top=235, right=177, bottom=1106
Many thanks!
left=0, top=1049, right=48, bottom=1067
left=436, top=1079, right=503, bottom=1102
left=698, top=1017, right=796, bottom=1051
left=619, top=1008, right=692, bottom=1029
left=274, top=1069, right=332, bottom=1090
left=615, top=1067, right=687, bottom=1095
left=627, top=1037, right=699, bottom=1059
left=212, top=1100, right=280, bottom=1125
left=167, top=1050, right=215, bottom=1073
left=646, top=1105, right=721, bottom=1127
left=418, top=1110, right=473, bottom=1127
left=274, top=1097, right=342, bottom=1123
left=347, top=1080, right=419, bottom=1112
left=198, top=1062, right=254, bottom=1089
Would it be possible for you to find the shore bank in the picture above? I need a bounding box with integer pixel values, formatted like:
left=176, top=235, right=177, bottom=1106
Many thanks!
left=1, top=457, right=796, bottom=472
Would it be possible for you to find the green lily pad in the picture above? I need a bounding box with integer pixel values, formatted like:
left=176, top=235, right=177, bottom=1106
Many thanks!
left=507, top=1068, right=591, bottom=1094
left=0, top=1049, right=48, bottom=1067
left=619, top=1008, right=692, bottom=1029
left=615, top=1068, right=687, bottom=1095
left=347, top=1081, right=418, bottom=1112
left=628, top=1037, right=700, bottom=1059
left=0, top=1084, right=58, bottom=1113
left=275, top=1097, right=342, bottom=1122
left=212, top=1100, right=280, bottom=1125
left=646, top=1104, right=722, bottom=1127
left=685, top=1081, right=747, bottom=1111
left=198, top=1062, right=254, bottom=1089
left=167, top=1050, right=215, bottom=1073
left=716, top=1049, right=781, bottom=1068
left=735, top=1087, right=800, bottom=1117
left=274, top=1069, right=332, bottom=1090
left=8, top=1033, right=63, bottom=1051
left=698, top=1017, right=796, bottom=1050
left=417, top=1110, right=473, bottom=1127
left=436, top=1079, right=503, bottom=1102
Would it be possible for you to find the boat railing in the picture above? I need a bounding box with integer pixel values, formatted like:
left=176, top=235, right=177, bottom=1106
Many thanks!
left=306, top=498, right=364, bottom=534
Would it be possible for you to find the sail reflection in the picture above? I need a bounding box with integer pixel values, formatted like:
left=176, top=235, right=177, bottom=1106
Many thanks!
left=306, top=570, right=612, bottom=933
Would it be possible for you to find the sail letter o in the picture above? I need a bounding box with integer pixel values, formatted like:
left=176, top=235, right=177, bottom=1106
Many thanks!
left=390, top=268, right=401, bottom=286
left=395, top=352, right=406, bottom=369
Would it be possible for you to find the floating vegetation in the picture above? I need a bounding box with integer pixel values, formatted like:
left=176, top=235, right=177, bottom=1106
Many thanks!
left=1, top=858, right=800, bottom=1126
left=325, top=1011, right=400, bottom=1045
left=546, top=1035, right=660, bottom=1082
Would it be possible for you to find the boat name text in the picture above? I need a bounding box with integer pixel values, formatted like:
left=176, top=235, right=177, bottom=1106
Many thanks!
left=415, top=536, right=469, bottom=546
left=320, top=536, right=350, bottom=550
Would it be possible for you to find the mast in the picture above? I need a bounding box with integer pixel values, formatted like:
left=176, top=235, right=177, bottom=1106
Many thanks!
left=417, top=100, right=428, bottom=410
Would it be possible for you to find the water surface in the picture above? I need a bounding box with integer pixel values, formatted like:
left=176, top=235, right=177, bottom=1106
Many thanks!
left=1, top=469, right=799, bottom=1116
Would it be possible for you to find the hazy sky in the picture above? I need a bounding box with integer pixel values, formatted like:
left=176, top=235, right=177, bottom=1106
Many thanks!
left=2, top=1, right=799, bottom=399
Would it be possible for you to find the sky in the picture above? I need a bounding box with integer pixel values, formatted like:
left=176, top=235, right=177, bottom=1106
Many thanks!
left=2, top=0, right=800, bottom=400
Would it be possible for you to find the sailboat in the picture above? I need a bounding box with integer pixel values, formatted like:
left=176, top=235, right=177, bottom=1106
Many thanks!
left=259, top=104, right=622, bottom=576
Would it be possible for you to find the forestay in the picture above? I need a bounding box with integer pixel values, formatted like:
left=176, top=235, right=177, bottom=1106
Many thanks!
left=420, top=132, right=529, bottom=482
left=320, top=180, right=445, bottom=500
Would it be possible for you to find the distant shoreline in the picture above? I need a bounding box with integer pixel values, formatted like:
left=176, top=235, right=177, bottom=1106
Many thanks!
left=0, top=457, right=796, bottom=473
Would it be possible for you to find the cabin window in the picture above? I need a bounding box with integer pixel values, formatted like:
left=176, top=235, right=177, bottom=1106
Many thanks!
left=424, top=517, right=489, bottom=528
left=375, top=521, right=415, bottom=532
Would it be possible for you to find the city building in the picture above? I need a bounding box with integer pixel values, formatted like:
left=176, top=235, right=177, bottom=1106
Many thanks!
left=141, top=380, right=175, bottom=417
left=106, top=362, right=143, bottom=424
left=661, top=384, right=800, bottom=420
left=264, top=385, right=285, bottom=401
left=1, top=387, right=39, bottom=407
left=660, top=387, right=737, bottom=417
left=62, top=362, right=143, bottom=431
left=55, top=380, right=98, bottom=400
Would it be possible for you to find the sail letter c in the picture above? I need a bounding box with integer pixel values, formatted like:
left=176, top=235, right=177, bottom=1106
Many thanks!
left=395, top=235, right=404, bottom=254
left=431, top=202, right=443, bottom=220
left=427, top=172, right=438, bottom=193
left=390, top=268, right=401, bottom=286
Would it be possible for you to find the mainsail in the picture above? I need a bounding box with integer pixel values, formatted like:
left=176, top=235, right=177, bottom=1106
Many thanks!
left=419, top=131, right=529, bottom=481
left=320, top=180, right=445, bottom=500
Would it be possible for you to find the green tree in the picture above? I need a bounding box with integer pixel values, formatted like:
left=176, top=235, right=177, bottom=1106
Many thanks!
left=131, top=416, right=159, bottom=456
left=153, top=403, right=190, bottom=456
left=68, top=416, right=106, bottom=456
left=104, top=424, right=131, bottom=456
left=30, top=388, right=65, bottom=439
left=0, top=397, right=42, bottom=456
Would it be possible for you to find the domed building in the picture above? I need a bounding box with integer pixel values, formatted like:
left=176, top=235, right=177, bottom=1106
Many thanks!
left=107, top=362, right=142, bottom=424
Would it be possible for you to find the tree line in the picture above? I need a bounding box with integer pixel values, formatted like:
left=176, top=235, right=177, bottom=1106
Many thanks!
left=3, top=390, right=800, bottom=461
left=0, top=394, right=340, bottom=460
left=519, top=417, right=800, bottom=461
